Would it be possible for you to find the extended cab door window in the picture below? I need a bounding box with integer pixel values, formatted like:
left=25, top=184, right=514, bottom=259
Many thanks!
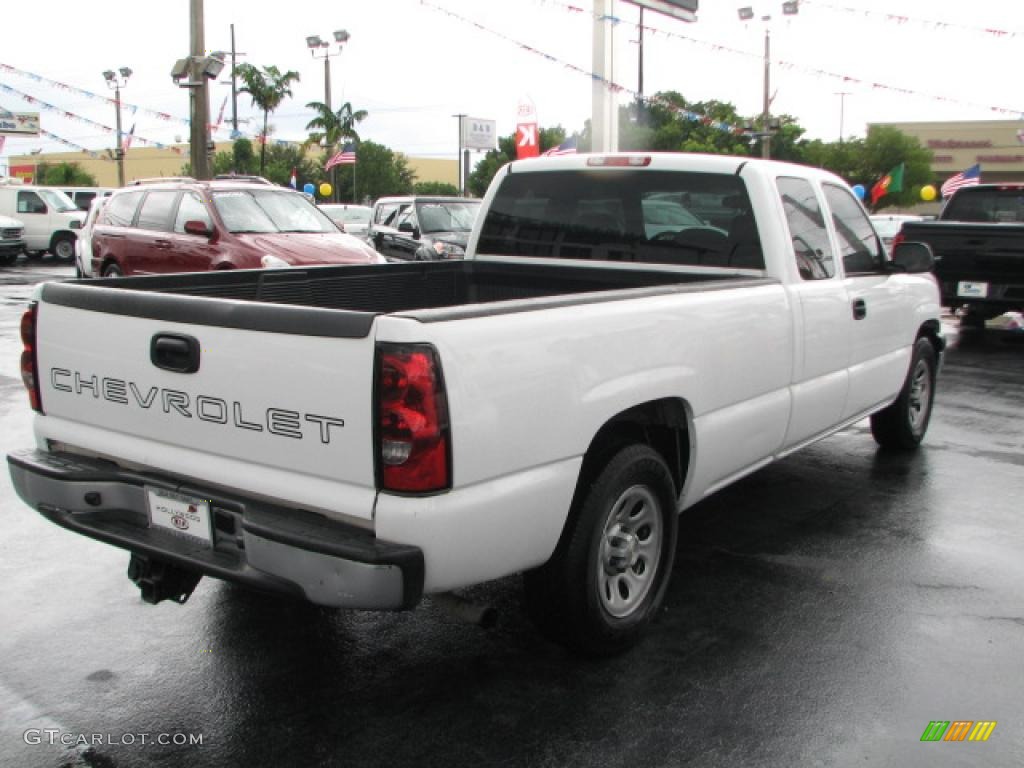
left=822, top=184, right=885, bottom=274
left=777, top=177, right=835, bottom=280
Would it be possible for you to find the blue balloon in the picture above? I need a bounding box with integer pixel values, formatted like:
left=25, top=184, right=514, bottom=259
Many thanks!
left=852, top=184, right=865, bottom=200
left=303, top=182, right=315, bottom=196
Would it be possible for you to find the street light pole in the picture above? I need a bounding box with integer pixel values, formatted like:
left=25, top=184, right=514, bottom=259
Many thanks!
left=453, top=114, right=465, bottom=196
left=761, top=24, right=771, bottom=159
left=307, top=30, right=349, bottom=201
left=102, top=68, right=131, bottom=186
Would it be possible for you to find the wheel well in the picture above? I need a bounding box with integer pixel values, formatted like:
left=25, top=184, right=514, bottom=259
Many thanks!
left=917, top=319, right=944, bottom=354
left=578, top=399, right=691, bottom=500
left=49, top=231, right=75, bottom=248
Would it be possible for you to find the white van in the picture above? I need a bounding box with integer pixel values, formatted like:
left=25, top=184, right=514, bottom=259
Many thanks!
left=58, top=187, right=115, bottom=212
left=0, top=179, right=85, bottom=260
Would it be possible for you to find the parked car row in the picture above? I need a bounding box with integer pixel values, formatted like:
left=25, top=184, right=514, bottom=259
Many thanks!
left=0, top=179, right=85, bottom=261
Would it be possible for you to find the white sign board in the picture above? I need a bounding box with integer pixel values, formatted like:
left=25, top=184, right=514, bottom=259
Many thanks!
left=462, top=118, right=497, bottom=151
left=0, top=112, right=41, bottom=136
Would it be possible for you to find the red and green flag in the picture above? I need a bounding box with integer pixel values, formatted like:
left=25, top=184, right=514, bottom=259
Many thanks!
left=870, top=162, right=905, bottom=206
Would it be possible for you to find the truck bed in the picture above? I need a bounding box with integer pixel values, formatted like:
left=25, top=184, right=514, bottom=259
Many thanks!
left=44, top=261, right=769, bottom=337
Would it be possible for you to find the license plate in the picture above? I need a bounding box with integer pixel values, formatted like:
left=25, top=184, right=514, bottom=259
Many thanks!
left=146, top=487, right=213, bottom=546
left=957, top=281, right=988, bottom=298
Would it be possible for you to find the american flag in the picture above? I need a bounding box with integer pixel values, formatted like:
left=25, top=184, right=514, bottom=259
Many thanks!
left=325, top=142, right=357, bottom=170
left=543, top=136, right=578, bottom=156
left=940, top=163, right=981, bottom=198
left=122, top=123, right=135, bottom=153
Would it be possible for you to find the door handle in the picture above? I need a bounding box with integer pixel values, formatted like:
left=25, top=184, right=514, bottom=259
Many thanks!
left=852, top=298, right=867, bottom=320
left=154, top=239, right=172, bottom=249
left=151, top=333, right=200, bottom=373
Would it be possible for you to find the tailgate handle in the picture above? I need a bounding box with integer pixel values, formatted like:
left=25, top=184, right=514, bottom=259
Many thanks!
left=151, top=333, right=200, bottom=373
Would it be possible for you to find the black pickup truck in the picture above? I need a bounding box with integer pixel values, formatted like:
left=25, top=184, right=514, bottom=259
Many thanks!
left=898, top=184, right=1024, bottom=325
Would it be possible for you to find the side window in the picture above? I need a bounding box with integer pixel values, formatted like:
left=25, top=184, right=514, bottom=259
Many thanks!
left=136, top=191, right=180, bottom=232
left=17, top=191, right=47, bottom=215
left=174, top=192, right=213, bottom=233
left=822, top=183, right=885, bottom=274
left=75, top=192, right=96, bottom=210
left=776, top=177, right=835, bottom=280
left=103, top=191, right=144, bottom=227
left=396, top=205, right=418, bottom=231
left=376, top=204, right=398, bottom=226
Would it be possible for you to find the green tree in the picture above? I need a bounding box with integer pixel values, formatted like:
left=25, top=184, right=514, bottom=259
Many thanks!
left=236, top=63, right=301, bottom=175
left=861, top=125, right=934, bottom=211
left=305, top=100, right=368, bottom=201
left=35, top=162, right=97, bottom=187
left=263, top=142, right=321, bottom=188
left=413, top=181, right=459, bottom=196
left=330, top=140, right=414, bottom=202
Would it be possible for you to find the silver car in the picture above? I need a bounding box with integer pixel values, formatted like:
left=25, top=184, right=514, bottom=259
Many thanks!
left=319, top=204, right=372, bottom=241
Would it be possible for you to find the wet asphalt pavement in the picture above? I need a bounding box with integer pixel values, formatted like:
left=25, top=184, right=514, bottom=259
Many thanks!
left=0, top=258, right=1021, bottom=768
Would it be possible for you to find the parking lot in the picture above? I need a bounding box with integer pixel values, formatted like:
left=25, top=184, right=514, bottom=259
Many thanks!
left=0, top=258, right=1022, bottom=768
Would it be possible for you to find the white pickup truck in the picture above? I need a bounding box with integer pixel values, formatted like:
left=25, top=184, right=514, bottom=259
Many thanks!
left=9, top=153, right=943, bottom=656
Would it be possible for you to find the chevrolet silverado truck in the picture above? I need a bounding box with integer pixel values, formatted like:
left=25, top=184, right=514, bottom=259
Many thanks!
left=9, top=154, right=942, bottom=656
left=897, top=183, right=1024, bottom=325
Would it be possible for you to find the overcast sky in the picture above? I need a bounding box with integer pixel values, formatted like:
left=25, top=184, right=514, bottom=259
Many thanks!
left=1, top=0, right=1022, bottom=170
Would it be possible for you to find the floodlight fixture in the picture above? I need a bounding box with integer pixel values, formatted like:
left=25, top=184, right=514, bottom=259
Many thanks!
left=306, top=35, right=323, bottom=49
left=334, top=29, right=350, bottom=43
left=202, top=56, right=225, bottom=79
left=103, top=70, right=116, bottom=82
left=170, top=58, right=191, bottom=81
left=782, top=0, right=799, bottom=14
left=119, top=67, right=133, bottom=79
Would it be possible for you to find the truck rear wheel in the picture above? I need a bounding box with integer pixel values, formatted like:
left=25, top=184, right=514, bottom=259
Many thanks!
left=870, top=337, right=937, bottom=450
left=524, top=444, right=678, bottom=657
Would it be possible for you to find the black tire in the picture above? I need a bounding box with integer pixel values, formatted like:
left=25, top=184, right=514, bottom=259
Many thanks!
left=102, top=263, right=123, bottom=278
left=51, top=234, right=76, bottom=261
left=524, top=444, right=678, bottom=657
left=870, top=337, right=937, bottom=450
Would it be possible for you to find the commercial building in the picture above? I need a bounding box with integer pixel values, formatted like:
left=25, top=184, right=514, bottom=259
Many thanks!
left=871, top=119, right=1024, bottom=185
left=4, top=142, right=458, bottom=189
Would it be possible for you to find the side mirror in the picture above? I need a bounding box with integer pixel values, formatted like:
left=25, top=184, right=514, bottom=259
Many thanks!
left=398, top=221, right=418, bottom=238
left=890, top=241, right=935, bottom=274
left=184, top=220, right=213, bottom=237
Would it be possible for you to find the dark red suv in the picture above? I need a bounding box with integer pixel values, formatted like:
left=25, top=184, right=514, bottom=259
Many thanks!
left=90, top=177, right=385, bottom=277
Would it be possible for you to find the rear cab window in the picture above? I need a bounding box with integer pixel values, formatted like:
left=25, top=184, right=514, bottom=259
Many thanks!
left=476, top=170, right=764, bottom=269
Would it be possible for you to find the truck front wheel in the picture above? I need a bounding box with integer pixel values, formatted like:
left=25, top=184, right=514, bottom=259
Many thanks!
left=524, top=444, right=678, bottom=657
left=870, top=337, right=937, bottom=450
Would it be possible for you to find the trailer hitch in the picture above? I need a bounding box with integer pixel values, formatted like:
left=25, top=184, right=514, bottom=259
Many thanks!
left=127, top=554, right=202, bottom=605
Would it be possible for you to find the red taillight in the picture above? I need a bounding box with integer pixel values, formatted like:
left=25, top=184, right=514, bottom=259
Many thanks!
left=376, top=344, right=450, bottom=493
left=586, top=155, right=652, bottom=167
left=20, top=302, right=42, bottom=413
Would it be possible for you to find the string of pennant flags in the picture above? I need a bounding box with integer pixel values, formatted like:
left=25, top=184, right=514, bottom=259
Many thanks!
left=0, top=62, right=191, bottom=127
left=537, top=0, right=1024, bottom=118
left=421, top=1, right=748, bottom=136
left=798, top=0, right=1023, bottom=40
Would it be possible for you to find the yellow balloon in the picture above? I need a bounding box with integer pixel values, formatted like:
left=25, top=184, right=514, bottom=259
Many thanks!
left=319, top=182, right=333, bottom=198
left=921, top=185, right=937, bottom=202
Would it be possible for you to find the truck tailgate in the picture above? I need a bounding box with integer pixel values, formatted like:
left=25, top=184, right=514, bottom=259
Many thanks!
left=33, top=294, right=377, bottom=522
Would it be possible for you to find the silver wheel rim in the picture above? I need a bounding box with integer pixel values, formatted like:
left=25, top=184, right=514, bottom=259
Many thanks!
left=597, top=484, right=663, bottom=619
left=56, top=240, right=73, bottom=259
left=908, top=358, right=931, bottom=434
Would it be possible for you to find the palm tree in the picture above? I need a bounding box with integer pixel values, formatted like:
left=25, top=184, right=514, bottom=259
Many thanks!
left=305, top=101, right=368, bottom=201
left=236, top=63, right=301, bottom=175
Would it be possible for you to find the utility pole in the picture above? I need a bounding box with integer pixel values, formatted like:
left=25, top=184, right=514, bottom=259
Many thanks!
left=637, top=7, right=644, bottom=124
left=190, top=0, right=211, bottom=180
left=761, top=24, right=771, bottom=159
left=453, top=114, right=465, bottom=195
left=230, top=24, right=239, bottom=135
left=836, top=91, right=850, bottom=143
